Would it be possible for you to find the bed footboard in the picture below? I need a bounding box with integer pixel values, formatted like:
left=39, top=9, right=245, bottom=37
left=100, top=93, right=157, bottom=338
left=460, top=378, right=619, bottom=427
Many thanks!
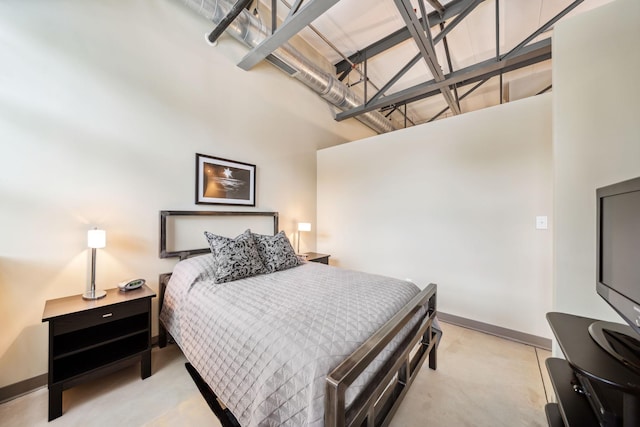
left=325, top=283, right=439, bottom=427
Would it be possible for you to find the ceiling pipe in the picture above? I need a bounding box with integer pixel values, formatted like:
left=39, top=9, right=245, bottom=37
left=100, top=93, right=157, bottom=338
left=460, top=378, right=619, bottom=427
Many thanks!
left=207, top=0, right=254, bottom=44
left=181, top=0, right=395, bottom=134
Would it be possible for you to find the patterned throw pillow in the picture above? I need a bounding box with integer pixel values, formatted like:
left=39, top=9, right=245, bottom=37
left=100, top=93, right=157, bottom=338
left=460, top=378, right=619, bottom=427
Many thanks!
left=204, top=229, right=266, bottom=283
left=252, top=231, right=302, bottom=273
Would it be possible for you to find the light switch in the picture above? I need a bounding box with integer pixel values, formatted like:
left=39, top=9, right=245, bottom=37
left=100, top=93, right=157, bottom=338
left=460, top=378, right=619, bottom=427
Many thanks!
left=536, top=216, right=548, bottom=230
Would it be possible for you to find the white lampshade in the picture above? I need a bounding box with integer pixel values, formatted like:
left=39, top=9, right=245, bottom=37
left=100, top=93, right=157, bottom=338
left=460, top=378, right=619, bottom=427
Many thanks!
left=87, top=229, right=106, bottom=249
left=298, top=222, right=311, bottom=232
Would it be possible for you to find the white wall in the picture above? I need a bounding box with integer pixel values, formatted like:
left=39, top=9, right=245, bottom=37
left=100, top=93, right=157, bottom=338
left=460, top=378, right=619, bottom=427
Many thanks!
left=0, top=0, right=372, bottom=388
left=553, top=0, right=640, bottom=319
left=318, top=95, right=553, bottom=339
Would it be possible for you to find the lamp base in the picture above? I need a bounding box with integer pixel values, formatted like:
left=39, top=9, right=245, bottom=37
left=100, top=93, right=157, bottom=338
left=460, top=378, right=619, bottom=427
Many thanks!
left=82, top=289, right=107, bottom=300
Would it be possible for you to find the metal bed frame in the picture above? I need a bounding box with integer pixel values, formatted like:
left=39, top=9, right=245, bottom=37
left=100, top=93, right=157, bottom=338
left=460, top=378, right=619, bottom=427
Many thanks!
left=157, top=210, right=440, bottom=427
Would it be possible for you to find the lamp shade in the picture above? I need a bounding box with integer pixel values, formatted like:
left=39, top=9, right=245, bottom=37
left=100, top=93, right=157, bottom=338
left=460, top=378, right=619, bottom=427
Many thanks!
left=298, top=222, right=311, bottom=232
left=87, top=229, right=106, bottom=249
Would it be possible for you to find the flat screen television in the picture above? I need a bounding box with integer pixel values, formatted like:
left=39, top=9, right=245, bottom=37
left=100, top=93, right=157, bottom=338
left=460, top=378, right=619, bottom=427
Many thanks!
left=590, top=175, right=640, bottom=373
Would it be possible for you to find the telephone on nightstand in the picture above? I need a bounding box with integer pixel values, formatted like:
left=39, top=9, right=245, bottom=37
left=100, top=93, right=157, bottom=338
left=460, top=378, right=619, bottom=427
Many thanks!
left=118, top=278, right=145, bottom=292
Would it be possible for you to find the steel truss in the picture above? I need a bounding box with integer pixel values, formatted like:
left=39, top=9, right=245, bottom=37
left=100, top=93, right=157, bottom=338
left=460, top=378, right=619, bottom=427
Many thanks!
left=334, top=0, right=584, bottom=124
left=209, top=0, right=585, bottom=128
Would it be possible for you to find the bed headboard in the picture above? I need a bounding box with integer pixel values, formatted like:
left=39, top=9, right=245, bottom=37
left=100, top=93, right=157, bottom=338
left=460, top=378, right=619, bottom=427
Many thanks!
left=159, top=210, right=279, bottom=260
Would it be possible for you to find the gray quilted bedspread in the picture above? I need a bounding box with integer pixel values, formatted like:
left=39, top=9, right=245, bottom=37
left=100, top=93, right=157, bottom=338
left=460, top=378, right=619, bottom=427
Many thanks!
left=159, top=255, right=422, bottom=427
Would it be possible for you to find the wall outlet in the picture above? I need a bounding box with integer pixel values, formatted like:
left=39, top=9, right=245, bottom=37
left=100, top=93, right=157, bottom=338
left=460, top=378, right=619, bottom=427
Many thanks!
left=536, top=216, right=548, bottom=230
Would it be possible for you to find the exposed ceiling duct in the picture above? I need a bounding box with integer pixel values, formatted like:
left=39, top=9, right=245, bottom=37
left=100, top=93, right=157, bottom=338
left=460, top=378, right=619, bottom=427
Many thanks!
left=182, top=0, right=395, bottom=134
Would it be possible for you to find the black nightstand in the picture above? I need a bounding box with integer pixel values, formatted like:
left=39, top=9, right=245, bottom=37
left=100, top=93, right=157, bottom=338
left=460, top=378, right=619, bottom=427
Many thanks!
left=303, top=252, right=331, bottom=265
left=42, top=285, right=156, bottom=421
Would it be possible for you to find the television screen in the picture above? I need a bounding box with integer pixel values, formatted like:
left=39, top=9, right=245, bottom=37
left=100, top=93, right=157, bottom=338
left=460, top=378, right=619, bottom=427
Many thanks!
left=597, top=176, right=640, bottom=337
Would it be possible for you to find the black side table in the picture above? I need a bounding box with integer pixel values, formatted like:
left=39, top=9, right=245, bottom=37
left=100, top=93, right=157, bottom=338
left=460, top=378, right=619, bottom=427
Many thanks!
left=42, top=285, right=155, bottom=420
left=303, top=252, right=330, bottom=264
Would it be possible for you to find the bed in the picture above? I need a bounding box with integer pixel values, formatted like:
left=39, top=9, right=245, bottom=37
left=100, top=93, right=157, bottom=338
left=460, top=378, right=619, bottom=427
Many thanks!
left=157, top=211, right=440, bottom=427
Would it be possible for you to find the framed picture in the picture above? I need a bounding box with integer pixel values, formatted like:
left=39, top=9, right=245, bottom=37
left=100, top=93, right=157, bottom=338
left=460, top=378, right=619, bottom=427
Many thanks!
left=195, top=153, right=256, bottom=206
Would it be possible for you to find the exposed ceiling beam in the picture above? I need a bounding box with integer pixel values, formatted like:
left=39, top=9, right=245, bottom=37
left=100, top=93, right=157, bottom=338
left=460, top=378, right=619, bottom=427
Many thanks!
left=537, top=84, right=552, bottom=95
left=435, top=0, right=483, bottom=44
left=416, top=0, right=582, bottom=119
left=367, top=53, right=422, bottom=104
left=381, top=39, right=551, bottom=110
left=502, top=0, right=582, bottom=61
left=425, top=0, right=445, bottom=15
left=237, top=0, right=340, bottom=70
left=428, top=78, right=486, bottom=122
left=271, top=0, right=277, bottom=34
left=394, top=0, right=461, bottom=114
left=335, top=38, right=551, bottom=122
left=440, top=22, right=460, bottom=111
left=365, top=0, right=481, bottom=103
left=286, top=0, right=304, bottom=19
left=335, top=0, right=485, bottom=75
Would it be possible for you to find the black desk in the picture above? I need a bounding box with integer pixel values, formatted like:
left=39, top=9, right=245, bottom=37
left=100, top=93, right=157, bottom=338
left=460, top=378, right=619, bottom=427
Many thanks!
left=545, top=312, right=640, bottom=427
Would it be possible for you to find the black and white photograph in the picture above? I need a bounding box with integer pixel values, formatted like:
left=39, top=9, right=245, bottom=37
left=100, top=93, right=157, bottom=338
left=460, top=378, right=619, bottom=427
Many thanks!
left=196, top=153, right=255, bottom=206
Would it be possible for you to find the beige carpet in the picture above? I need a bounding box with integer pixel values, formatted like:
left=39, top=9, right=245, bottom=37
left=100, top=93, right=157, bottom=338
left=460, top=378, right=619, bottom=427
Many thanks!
left=0, top=322, right=551, bottom=426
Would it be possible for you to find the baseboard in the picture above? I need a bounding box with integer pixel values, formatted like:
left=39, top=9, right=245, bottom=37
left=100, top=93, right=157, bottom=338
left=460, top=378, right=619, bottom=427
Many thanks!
left=0, top=373, right=47, bottom=404
left=438, top=311, right=552, bottom=351
left=0, top=335, right=161, bottom=404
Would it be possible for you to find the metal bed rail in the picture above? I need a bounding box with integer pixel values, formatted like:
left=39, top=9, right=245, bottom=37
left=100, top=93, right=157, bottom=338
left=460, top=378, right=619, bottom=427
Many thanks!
left=326, top=283, right=439, bottom=427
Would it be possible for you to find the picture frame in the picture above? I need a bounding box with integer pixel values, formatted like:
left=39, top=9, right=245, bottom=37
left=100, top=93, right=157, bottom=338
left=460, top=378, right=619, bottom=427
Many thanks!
left=195, top=153, right=256, bottom=206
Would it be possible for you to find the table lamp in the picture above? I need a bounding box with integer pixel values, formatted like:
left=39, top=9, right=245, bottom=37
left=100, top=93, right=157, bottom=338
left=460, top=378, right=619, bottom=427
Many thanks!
left=84, top=228, right=107, bottom=300
left=297, top=222, right=311, bottom=254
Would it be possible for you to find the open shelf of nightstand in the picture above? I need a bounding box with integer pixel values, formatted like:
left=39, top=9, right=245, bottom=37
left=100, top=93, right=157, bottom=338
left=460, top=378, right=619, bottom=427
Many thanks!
left=53, top=313, right=148, bottom=359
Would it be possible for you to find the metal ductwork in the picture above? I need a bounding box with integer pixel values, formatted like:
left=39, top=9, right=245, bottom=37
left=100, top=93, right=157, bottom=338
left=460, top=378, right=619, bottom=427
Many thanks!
left=182, top=0, right=395, bottom=134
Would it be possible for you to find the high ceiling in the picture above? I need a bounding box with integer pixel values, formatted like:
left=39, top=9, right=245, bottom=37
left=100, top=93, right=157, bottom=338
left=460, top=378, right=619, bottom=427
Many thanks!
left=229, top=0, right=614, bottom=129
